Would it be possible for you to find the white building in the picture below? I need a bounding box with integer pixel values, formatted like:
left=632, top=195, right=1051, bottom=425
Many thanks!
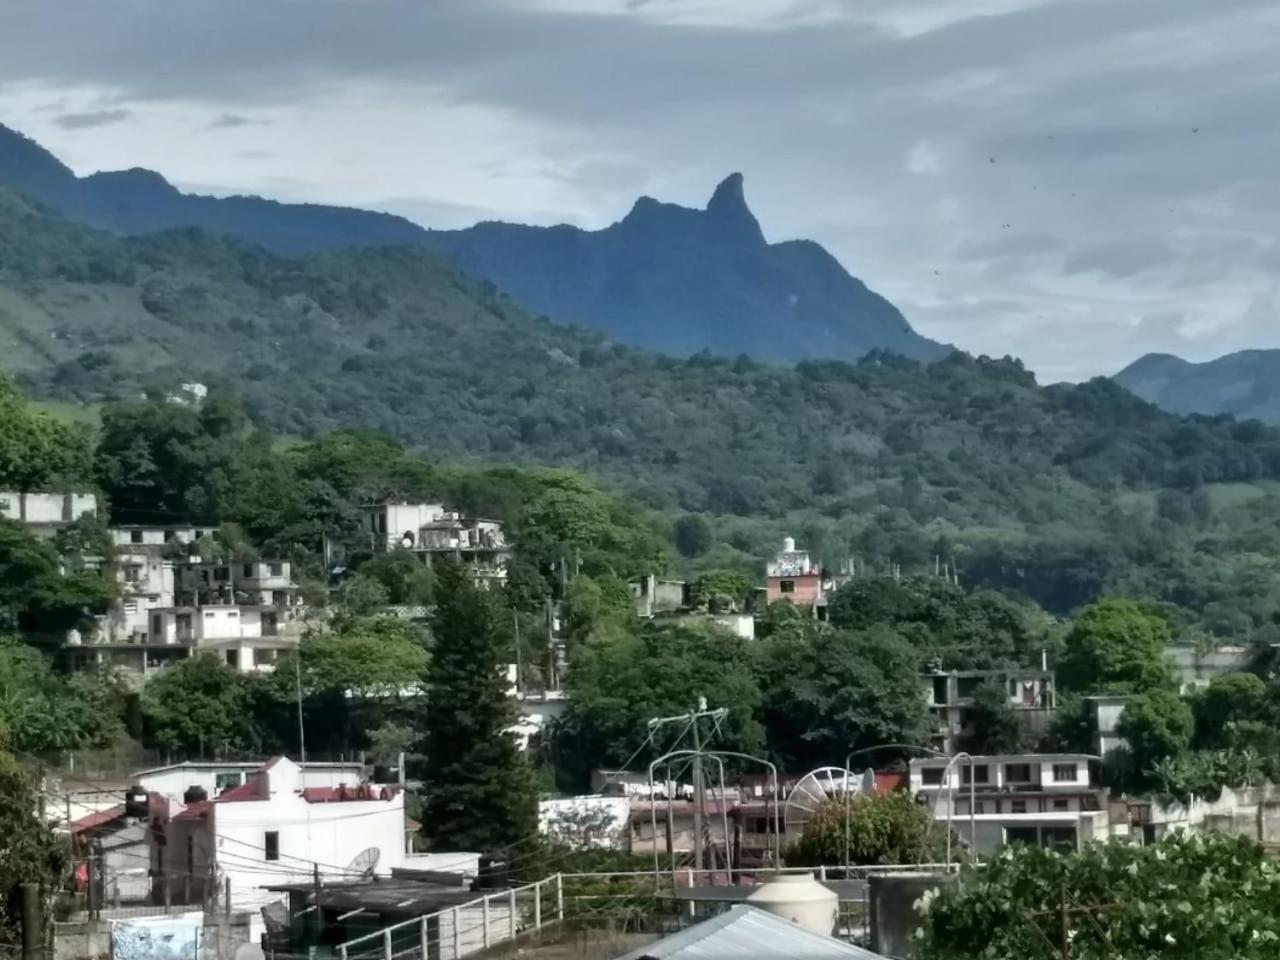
left=111, top=524, right=217, bottom=551
left=361, top=502, right=446, bottom=551
left=1087, top=695, right=1130, bottom=758
left=137, top=759, right=366, bottom=805
left=0, top=490, right=97, bottom=536
left=153, top=757, right=408, bottom=903
left=909, top=753, right=1113, bottom=854
left=923, top=669, right=1056, bottom=755
left=174, top=559, right=298, bottom=608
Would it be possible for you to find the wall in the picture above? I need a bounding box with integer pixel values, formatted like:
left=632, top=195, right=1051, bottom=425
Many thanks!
left=140, top=763, right=366, bottom=804
left=0, top=491, right=97, bottom=525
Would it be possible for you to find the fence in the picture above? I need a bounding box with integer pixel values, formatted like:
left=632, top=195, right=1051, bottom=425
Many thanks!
left=336, top=863, right=961, bottom=960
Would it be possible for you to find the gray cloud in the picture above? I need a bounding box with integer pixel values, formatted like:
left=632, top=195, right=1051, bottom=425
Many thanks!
left=53, top=108, right=131, bottom=129
left=1, top=0, right=1278, bottom=378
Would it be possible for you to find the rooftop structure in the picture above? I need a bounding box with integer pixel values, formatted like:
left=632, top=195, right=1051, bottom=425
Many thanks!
left=922, top=668, right=1056, bottom=754
left=0, top=490, right=97, bottom=537
left=764, top=538, right=848, bottom=614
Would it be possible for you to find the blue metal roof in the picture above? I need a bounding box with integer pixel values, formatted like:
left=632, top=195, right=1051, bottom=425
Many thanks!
left=614, top=905, right=885, bottom=960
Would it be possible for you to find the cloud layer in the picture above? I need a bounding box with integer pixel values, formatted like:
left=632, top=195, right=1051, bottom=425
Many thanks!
left=1, top=0, right=1276, bottom=380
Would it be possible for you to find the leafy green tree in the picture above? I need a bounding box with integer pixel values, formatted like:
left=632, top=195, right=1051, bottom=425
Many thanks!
left=559, top=621, right=764, bottom=788
left=142, top=654, right=259, bottom=757
left=1116, top=689, right=1195, bottom=788
left=690, top=570, right=751, bottom=612
left=338, top=573, right=390, bottom=616
left=959, top=680, right=1027, bottom=755
left=563, top=574, right=634, bottom=641
left=918, top=833, right=1280, bottom=960
left=0, top=376, right=92, bottom=492
left=0, top=520, right=117, bottom=634
left=355, top=551, right=434, bottom=605
left=421, top=561, right=537, bottom=851
left=0, top=737, right=67, bottom=945
left=673, top=514, right=713, bottom=558
left=756, top=624, right=929, bottom=770
left=1057, top=598, right=1177, bottom=694
left=789, top=792, right=944, bottom=867
left=0, top=639, right=124, bottom=753
left=1192, top=672, right=1267, bottom=750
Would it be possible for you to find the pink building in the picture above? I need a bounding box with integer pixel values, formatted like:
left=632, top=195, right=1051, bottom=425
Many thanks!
left=764, top=537, right=847, bottom=611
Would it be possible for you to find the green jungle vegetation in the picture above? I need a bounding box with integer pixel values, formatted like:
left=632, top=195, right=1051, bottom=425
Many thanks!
left=4, top=187, right=1280, bottom=637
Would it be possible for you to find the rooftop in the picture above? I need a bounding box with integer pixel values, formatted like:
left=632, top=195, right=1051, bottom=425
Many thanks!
left=264, top=876, right=477, bottom=915
left=613, top=904, right=884, bottom=960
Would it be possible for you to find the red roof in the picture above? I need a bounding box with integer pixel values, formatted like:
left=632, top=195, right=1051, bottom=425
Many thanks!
left=71, top=805, right=126, bottom=835
left=217, top=777, right=266, bottom=802
left=300, top=785, right=397, bottom=803
left=875, top=771, right=907, bottom=793
left=172, top=801, right=212, bottom=821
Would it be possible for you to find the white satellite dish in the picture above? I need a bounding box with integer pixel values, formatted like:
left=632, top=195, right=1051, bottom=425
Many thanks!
left=346, top=847, right=381, bottom=879
left=784, top=766, right=860, bottom=837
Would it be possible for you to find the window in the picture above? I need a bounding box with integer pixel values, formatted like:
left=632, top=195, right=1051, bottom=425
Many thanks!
left=1005, top=826, right=1038, bottom=846
left=163, top=530, right=175, bottom=543
left=269, top=563, right=283, bottom=577
left=186, top=835, right=194, bottom=874
left=225, top=651, right=237, bottom=667
left=243, top=564, right=254, bottom=579
left=921, top=766, right=944, bottom=786
left=1041, top=827, right=1078, bottom=850
left=1010, top=800, right=1028, bottom=814
left=779, top=580, right=796, bottom=594
left=932, top=676, right=949, bottom=705
left=1053, top=763, right=1079, bottom=783
left=1005, top=763, right=1032, bottom=783
left=1053, top=799, right=1070, bottom=811
left=961, top=764, right=990, bottom=785
left=214, top=567, right=229, bottom=582
left=956, top=677, right=981, bottom=698
left=264, top=832, right=279, bottom=861
left=215, top=772, right=242, bottom=792
left=975, top=801, right=986, bottom=814
left=204, top=611, right=217, bottom=618
left=128, top=529, right=144, bottom=544
left=123, top=565, right=141, bottom=583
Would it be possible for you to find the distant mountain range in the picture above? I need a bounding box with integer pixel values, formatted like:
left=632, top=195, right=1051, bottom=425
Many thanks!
left=1113, top=351, right=1280, bottom=422
left=0, top=122, right=945, bottom=363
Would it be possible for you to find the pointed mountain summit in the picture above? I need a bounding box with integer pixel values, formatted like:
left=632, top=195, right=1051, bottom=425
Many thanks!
left=0, top=121, right=945, bottom=363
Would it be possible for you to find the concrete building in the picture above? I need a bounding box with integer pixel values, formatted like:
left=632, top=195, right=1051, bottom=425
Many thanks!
left=151, top=757, right=408, bottom=903
left=110, top=524, right=217, bottom=551
left=632, top=576, right=690, bottom=617
left=909, top=753, right=1111, bottom=854
left=764, top=538, right=847, bottom=615
left=174, top=559, right=298, bottom=608
left=136, top=760, right=366, bottom=806
left=361, top=502, right=511, bottom=586
left=923, top=668, right=1056, bottom=754
left=361, top=502, right=446, bottom=551
left=1087, top=695, right=1130, bottom=758
left=0, top=490, right=97, bottom=536
left=1166, top=643, right=1250, bottom=693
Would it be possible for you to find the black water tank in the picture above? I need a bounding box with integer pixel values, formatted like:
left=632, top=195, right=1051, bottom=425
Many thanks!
left=183, top=785, right=209, bottom=805
left=372, top=764, right=398, bottom=785
left=476, top=854, right=509, bottom=891
left=124, top=785, right=149, bottom=819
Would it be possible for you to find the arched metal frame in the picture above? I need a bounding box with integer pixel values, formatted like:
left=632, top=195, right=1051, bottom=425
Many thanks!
left=647, top=749, right=782, bottom=886
left=842, top=743, right=949, bottom=876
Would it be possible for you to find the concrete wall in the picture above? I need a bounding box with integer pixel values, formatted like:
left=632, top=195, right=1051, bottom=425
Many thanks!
left=52, top=912, right=251, bottom=960
left=0, top=491, right=97, bottom=525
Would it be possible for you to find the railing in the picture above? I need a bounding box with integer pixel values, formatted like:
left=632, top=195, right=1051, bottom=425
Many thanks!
left=335, top=864, right=961, bottom=960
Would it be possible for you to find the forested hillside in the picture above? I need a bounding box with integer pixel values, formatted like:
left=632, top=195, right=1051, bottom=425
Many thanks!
left=1115, top=350, right=1280, bottom=423
left=4, top=188, right=1280, bottom=629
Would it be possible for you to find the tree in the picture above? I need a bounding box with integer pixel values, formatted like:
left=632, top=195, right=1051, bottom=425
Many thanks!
left=0, top=638, right=124, bottom=753
left=756, top=624, right=929, bottom=771
left=959, top=680, right=1027, bottom=755
left=355, top=551, right=434, bottom=605
left=1116, top=689, right=1194, bottom=788
left=673, top=514, right=713, bottom=558
left=0, top=738, right=66, bottom=945
left=421, top=561, right=537, bottom=851
left=0, top=376, right=92, bottom=492
left=789, top=792, right=944, bottom=867
left=563, top=574, right=633, bottom=641
left=338, top=573, right=390, bottom=616
left=917, top=833, right=1280, bottom=960
left=0, top=520, right=117, bottom=634
left=559, top=621, right=764, bottom=789
left=142, top=654, right=259, bottom=756
left=690, top=570, right=751, bottom=612
left=1057, top=598, right=1177, bottom=695
left=1192, top=672, right=1267, bottom=749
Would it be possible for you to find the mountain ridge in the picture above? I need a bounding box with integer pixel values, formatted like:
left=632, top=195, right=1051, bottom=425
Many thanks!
left=1114, top=349, right=1280, bottom=422
left=0, top=121, right=945, bottom=364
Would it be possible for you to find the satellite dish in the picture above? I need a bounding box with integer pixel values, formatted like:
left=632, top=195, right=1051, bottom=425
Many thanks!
left=784, top=766, right=859, bottom=837
left=346, top=847, right=380, bottom=879
left=401, top=531, right=416, bottom=548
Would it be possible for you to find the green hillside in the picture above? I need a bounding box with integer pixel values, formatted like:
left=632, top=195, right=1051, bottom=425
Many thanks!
left=5, top=186, right=1280, bottom=631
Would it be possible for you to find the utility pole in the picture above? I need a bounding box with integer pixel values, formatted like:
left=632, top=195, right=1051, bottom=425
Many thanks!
left=648, top=699, right=728, bottom=876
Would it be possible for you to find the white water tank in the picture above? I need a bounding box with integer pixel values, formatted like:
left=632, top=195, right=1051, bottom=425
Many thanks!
left=782, top=536, right=796, bottom=553
left=746, top=873, right=838, bottom=935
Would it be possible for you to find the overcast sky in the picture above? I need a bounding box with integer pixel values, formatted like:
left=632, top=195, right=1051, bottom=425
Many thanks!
left=1, top=0, right=1277, bottom=381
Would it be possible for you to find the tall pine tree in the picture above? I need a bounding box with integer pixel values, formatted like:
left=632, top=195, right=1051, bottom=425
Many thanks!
left=420, top=561, right=537, bottom=851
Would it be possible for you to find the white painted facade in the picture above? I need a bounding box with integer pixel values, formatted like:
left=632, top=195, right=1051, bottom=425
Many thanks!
left=910, top=753, right=1109, bottom=854
left=137, top=760, right=366, bottom=805
left=0, top=490, right=97, bottom=533
left=155, top=757, right=407, bottom=900
left=110, top=525, right=217, bottom=550
left=362, top=502, right=446, bottom=551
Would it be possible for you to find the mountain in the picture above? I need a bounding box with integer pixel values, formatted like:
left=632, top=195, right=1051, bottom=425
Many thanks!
left=1114, top=350, right=1280, bottom=422
left=7, top=185, right=1280, bottom=629
left=0, top=122, right=944, bottom=363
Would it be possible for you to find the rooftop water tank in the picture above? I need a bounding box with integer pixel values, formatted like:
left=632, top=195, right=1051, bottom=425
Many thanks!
left=782, top=536, right=796, bottom=553
left=124, top=785, right=149, bottom=819
left=745, top=873, right=837, bottom=935
left=184, top=785, right=209, bottom=805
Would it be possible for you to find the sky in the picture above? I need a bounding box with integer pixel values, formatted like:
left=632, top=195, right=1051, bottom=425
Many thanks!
left=1, top=0, right=1278, bottom=381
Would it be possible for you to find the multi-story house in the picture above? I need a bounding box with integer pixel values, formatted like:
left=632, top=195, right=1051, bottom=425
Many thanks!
left=909, top=753, right=1114, bottom=854
left=360, top=501, right=511, bottom=586
left=0, top=490, right=98, bottom=538
left=764, top=538, right=848, bottom=617
left=923, top=668, right=1056, bottom=754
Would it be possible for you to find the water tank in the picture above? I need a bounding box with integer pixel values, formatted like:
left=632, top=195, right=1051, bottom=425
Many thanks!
left=869, top=872, right=956, bottom=959
left=745, top=874, right=837, bottom=935
left=124, top=785, right=149, bottom=819
left=782, top=536, right=796, bottom=553
left=475, top=853, right=509, bottom=891
left=184, top=785, right=209, bottom=805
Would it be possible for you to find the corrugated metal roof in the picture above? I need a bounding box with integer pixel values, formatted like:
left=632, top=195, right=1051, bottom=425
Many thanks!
left=614, top=905, right=884, bottom=960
